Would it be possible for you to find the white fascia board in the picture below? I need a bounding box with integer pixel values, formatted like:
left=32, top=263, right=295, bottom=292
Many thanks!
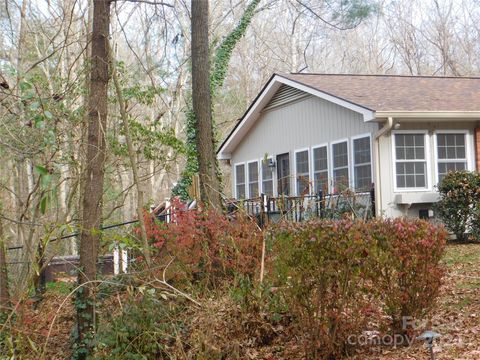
left=217, top=74, right=376, bottom=159
left=375, top=111, right=480, bottom=119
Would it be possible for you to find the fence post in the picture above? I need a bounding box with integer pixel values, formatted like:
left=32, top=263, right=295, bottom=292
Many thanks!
left=317, top=190, right=324, bottom=218
left=370, top=184, right=376, bottom=218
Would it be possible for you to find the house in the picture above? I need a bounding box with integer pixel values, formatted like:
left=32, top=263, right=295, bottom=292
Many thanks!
left=217, top=73, right=480, bottom=218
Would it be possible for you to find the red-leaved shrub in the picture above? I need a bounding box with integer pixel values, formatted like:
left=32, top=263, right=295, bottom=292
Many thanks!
left=272, top=220, right=378, bottom=359
left=370, top=218, right=447, bottom=335
left=271, top=217, right=446, bottom=359
left=141, top=201, right=263, bottom=286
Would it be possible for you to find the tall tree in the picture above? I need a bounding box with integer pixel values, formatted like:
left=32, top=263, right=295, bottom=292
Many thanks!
left=75, top=0, right=111, bottom=357
left=174, top=0, right=261, bottom=202
left=0, top=213, right=9, bottom=312
left=191, top=0, right=222, bottom=209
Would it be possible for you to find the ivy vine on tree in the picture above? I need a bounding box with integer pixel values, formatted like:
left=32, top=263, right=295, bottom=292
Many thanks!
left=172, top=0, right=261, bottom=200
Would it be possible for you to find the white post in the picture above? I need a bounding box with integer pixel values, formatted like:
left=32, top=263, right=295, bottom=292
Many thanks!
left=166, top=198, right=171, bottom=223
left=113, top=244, right=120, bottom=275
left=121, top=249, right=128, bottom=273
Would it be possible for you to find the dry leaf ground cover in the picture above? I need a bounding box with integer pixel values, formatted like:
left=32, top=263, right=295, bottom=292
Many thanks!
left=9, top=243, right=480, bottom=359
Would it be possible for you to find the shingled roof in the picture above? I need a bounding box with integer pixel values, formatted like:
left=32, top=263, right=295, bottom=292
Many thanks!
left=217, top=73, right=480, bottom=159
left=282, top=73, right=480, bottom=112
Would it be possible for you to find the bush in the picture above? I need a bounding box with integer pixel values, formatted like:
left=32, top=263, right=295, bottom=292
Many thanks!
left=273, top=220, right=377, bottom=359
left=96, top=291, right=185, bottom=359
left=436, top=171, right=480, bottom=241
left=370, top=218, right=447, bottom=335
left=271, top=218, right=446, bottom=358
left=147, top=202, right=263, bottom=287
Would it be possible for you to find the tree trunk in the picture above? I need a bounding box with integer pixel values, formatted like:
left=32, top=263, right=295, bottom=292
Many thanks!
left=111, top=50, right=151, bottom=266
left=0, top=217, right=10, bottom=312
left=75, top=0, right=110, bottom=357
left=191, top=0, right=222, bottom=210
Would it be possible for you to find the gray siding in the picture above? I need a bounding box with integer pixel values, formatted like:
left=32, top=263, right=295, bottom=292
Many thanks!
left=231, top=92, right=379, bottom=196
left=377, top=120, right=478, bottom=218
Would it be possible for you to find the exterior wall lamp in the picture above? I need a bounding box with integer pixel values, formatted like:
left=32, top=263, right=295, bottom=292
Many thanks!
left=268, top=158, right=276, bottom=170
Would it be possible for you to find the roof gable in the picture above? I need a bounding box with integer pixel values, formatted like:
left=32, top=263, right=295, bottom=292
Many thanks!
left=217, top=74, right=375, bottom=160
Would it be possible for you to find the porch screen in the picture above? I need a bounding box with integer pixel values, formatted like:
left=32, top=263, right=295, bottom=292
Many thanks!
left=332, top=141, right=349, bottom=192
left=235, top=164, right=246, bottom=198
left=248, top=161, right=259, bottom=197
left=353, top=136, right=372, bottom=191
left=295, top=150, right=310, bottom=195
left=261, top=160, right=274, bottom=196
left=313, top=146, right=328, bottom=193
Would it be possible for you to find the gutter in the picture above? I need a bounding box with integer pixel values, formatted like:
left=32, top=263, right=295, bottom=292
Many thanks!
left=373, top=117, right=394, bottom=217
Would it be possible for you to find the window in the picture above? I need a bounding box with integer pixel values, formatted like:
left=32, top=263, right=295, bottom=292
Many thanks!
left=436, top=133, right=468, bottom=182
left=248, top=161, right=259, bottom=197
left=313, top=146, right=328, bottom=193
left=353, top=136, right=372, bottom=191
left=332, top=141, right=349, bottom=192
left=235, top=164, right=246, bottom=198
left=394, top=133, right=428, bottom=189
left=295, top=150, right=310, bottom=195
left=261, top=159, right=274, bottom=196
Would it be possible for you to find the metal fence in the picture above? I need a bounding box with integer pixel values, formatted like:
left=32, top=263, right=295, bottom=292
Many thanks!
left=231, top=187, right=376, bottom=226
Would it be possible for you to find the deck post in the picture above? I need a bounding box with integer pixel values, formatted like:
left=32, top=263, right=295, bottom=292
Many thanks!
left=260, top=193, right=268, bottom=228
left=370, top=184, right=376, bottom=218
left=317, top=190, right=324, bottom=218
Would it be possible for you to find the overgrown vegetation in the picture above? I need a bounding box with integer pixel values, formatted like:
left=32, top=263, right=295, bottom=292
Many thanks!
left=272, top=218, right=447, bottom=358
left=0, top=215, right=451, bottom=359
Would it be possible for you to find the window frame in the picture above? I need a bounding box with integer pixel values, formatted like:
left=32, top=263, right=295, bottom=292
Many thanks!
left=311, top=143, right=330, bottom=194
left=331, top=138, right=350, bottom=192
left=246, top=159, right=260, bottom=198
left=294, top=148, right=311, bottom=196
left=234, top=162, right=247, bottom=199
left=433, top=130, right=473, bottom=184
left=260, top=156, right=275, bottom=196
left=351, top=133, right=373, bottom=192
left=392, top=130, right=431, bottom=192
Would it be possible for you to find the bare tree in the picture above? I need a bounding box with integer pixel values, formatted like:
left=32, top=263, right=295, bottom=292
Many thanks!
left=75, top=0, right=111, bottom=357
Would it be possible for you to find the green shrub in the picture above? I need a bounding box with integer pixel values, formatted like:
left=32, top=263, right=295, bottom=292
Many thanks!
left=95, top=291, right=185, bottom=359
left=436, top=171, right=480, bottom=241
left=271, top=218, right=446, bottom=358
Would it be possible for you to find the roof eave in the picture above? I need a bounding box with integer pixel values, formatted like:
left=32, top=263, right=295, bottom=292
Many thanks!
left=374, top=111, right=480, bottom=119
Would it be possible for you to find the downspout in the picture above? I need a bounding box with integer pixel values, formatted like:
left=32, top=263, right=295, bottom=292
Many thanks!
left=374, top=117, right=394, bottom=217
